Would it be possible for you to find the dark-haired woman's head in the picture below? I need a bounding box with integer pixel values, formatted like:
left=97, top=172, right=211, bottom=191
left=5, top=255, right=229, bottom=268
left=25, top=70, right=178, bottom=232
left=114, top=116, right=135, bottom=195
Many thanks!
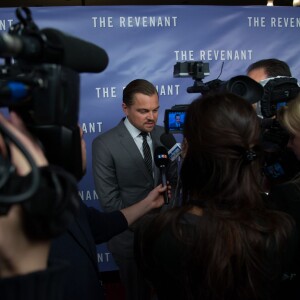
left=181, top=92, right=263, bottom=211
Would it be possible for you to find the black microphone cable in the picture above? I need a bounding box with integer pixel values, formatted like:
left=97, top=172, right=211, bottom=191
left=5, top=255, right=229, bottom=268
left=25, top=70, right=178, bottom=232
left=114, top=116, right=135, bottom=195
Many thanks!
left=0, top=120, right=40, bottom=205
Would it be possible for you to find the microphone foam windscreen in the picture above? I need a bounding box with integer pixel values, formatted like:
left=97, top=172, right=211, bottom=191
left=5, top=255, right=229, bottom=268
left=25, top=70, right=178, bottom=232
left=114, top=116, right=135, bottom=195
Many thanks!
left=41, top=28, right=109, bottom=73
left=160, top=133, right=177, bottom=150
left=226, top=75, right=264, bottom=104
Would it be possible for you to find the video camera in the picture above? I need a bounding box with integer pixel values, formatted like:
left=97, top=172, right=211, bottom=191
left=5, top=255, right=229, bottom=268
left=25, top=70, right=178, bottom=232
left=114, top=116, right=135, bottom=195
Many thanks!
left=165, top=61, right=264, bottom=134
left=164, top=105, right=188, bottom=134
left=258, top=76, right=300, bottom=183
left=173, top=61, right=264, bottom=104
left=259, top=76, right=300, bottom=118
left=0, top=7, right=109, bottom=180
left=170, top=61, right=300, bottom=183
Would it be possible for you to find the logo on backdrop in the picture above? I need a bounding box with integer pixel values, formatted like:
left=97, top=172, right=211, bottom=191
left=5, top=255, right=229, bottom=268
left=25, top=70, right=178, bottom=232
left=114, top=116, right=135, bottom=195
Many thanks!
left=81, top=122, right=103, bottom=134
left=0, top=19, right=14, bottom=31
left=174, top=50, right=254, bottom=61
left=78, top=189, right=99, bottom=201
left=95, top=85, right=180, bottom=99
left=97, top=252, right=112, bottom=263
left=91, top=16, right=178, bottom=28
left=247, top=16, right=300, bottom=28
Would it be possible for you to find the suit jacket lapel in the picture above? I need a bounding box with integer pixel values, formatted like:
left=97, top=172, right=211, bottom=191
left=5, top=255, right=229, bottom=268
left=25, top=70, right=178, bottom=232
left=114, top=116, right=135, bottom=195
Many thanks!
left=117, top=121, right=154, bottom=183
left=118, top=120, right=159, bottom=184
left=150, top=127, right=162, bottom=186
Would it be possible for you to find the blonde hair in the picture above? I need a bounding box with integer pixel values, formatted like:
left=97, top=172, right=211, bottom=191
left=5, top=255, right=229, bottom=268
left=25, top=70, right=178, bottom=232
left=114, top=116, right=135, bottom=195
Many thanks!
left=278, top=93, right=300, bottom=135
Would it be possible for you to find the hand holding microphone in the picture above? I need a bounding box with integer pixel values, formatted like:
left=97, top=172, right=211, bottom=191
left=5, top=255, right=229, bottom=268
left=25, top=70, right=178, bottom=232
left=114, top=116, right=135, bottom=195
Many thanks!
left=154, top=146, right=169, bottom=204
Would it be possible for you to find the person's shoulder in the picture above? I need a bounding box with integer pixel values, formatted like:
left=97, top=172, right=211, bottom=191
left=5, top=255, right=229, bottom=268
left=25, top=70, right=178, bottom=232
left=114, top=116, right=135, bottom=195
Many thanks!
left=93, top=122, right=123, bottom=143
left=150, top=125, right=166, bottom=141
left=153, top=124, right=165, bottom=133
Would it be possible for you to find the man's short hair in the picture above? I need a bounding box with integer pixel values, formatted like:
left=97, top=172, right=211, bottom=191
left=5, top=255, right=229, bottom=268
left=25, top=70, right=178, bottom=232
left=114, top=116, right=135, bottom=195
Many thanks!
left=123, top=79, right=158, bottom=106
left=246, top=58, right=292, bottom=78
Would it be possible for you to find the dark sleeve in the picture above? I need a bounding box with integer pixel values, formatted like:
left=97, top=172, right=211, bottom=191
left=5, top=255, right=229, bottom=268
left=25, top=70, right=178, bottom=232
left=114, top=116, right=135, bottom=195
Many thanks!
left=268, top=182, right=300, bottom=221
left=85, top=206, right=128, bottom=244
left=268, top=183, right=300, bottom=299
left=268, top=184, right=289, bottom=210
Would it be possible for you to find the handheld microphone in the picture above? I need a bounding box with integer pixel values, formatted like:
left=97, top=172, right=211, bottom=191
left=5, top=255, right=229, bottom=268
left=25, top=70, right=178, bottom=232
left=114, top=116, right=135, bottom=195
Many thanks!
left=160, top=132, right=176, bottom=149
left=168, top=143, right=182, bottom=162
left=0, top=28, right=109, bottom=73
left=154, top=146, right=169, bottom=204
left=160, top=132, right=182, bottom=162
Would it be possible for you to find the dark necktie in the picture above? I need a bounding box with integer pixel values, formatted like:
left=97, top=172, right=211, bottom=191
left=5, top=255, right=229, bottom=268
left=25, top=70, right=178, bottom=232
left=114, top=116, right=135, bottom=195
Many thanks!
left=140, top=131, right=153, bottom=174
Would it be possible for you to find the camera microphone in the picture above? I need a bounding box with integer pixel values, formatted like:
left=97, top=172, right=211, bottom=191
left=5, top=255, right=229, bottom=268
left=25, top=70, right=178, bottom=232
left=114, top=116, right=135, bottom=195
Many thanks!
left=0, top=28, right=109, bottom=73
left=154, top=146, right=169, bottom=205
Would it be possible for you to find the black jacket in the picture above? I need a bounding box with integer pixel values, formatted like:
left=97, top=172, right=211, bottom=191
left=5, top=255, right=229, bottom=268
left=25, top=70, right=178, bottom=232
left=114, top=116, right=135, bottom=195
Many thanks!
left=0, top=260, right=67, bottom=300
left=268, top=182, right=300, bottom=299
left=49, top=200, right=128, bottom=300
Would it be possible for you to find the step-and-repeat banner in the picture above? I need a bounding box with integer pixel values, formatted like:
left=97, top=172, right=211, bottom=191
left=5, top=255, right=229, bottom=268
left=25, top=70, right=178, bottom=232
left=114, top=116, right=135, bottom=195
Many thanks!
left=0, top=5, right=299, bottom=271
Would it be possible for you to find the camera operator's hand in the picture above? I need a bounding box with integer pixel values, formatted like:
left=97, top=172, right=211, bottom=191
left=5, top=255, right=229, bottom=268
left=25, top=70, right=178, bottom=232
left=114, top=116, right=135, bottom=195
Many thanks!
left=0, top=111, right=48, bottom=175
left=0, top=112, right=50, bottom=278
left=0, top=205, right=50, bottom=278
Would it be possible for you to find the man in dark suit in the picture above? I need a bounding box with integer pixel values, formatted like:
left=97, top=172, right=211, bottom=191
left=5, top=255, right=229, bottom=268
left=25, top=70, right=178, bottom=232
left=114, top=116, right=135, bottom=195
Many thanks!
left=92, top=79, right=178, bottom=300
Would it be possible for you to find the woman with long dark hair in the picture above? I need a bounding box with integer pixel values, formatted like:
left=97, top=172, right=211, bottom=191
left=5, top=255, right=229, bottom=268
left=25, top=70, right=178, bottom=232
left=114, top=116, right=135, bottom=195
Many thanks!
left=135, top=92, right=296, bottom=300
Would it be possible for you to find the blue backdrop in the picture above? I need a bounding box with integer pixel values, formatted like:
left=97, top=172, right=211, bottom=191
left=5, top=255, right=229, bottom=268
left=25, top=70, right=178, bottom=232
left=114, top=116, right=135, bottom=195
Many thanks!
left=0, top=5, right=299, bottom=271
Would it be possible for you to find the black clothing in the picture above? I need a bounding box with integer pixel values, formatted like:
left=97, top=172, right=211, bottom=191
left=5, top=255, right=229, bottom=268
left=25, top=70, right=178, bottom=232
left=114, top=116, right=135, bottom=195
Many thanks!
left=268, top=182, right=300, bottom=299
left=136, top=211, right=297, bottom=300
left=268, top=181, right=300, bottom=227
left=49, top=200, right=128, bottom=300
left=0, top=260, right=67, bottom=300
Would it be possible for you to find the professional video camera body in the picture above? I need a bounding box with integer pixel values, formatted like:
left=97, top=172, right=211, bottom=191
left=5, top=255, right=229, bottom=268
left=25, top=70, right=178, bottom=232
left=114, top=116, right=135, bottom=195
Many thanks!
left=171, top=61, right=300, bottom=183
left=257, top=76, right=300, bottom=183
left=167, top=61, right=264, bottom=134
left=173, top=61, right=264, bottom=103
left=0, top=7, right=108, bottom=180
left=0, top=7, right=109, bottom=236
